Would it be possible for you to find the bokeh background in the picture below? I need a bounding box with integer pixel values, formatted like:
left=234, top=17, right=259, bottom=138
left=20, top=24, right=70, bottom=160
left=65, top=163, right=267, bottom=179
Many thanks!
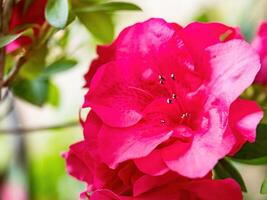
left=1, top=0, right=267, bottom=199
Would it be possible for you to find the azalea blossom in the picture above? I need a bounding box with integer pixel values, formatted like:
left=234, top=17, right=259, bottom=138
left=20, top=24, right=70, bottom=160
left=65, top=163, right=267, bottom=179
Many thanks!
left=64, top=141, right=243, bottom=200
left=252, top=21, right=267, bottom=84
left=7, top=0, right=47, bottom=52
left=82, top=18, right=263, bottom=178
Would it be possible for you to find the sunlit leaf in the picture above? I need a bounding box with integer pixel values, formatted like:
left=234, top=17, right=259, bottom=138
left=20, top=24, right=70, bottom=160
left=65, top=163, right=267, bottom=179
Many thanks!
left=75, top=2, right=142, bottom=12
left=261, top=177, right=267, bottom=194
left=19, top=46, right=48, bottom=79
left=76, top=12, right=114, bottom=43
left=41, top=58, right=77, bottom=77
left=45, top=0, right=69, bottom=29
left=47, top=81, right=60, bottom=107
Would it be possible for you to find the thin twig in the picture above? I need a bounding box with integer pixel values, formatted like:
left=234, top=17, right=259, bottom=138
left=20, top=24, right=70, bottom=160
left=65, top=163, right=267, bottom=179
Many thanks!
left=0, top=120, right=80, bottom=134
left=1, top=55, right=26, bottom=87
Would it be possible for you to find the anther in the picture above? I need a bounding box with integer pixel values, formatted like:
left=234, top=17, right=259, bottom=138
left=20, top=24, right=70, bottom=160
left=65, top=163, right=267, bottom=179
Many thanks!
left=171, top=73, right=175, bottom=80
left=158, top=75, right=165, bottom=80
left=172, top=94, right=176, bottom=99
left=181, top=113, right=189, bottom=119
left=160, top=119, right=166, bottom=124
left=159, top=75, right=165, bottom=85
left=167, top=98, right=172, bottom=104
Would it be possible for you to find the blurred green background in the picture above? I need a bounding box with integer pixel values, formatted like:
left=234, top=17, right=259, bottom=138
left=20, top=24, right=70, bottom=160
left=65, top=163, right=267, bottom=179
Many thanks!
left=1, top=0, right=267, bottom=199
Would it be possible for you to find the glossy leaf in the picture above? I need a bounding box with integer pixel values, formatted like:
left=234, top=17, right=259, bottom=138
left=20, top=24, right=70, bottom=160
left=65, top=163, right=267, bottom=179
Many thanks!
left=261, top=177, right=267, bottom=194
left=232, top=124, right=267, bottom=165
left=45, top=0, right=69, bottom=29
left=19, top=46, right=48, bottom=79
left=41, top=58, right=77, bottom=77
left=214, top=158, right=247, bottom=192
left=75, top=2, right=141, bottom=12
left=47, top=82, right=60, bottom=107
left=12, top=77, right=49, bottom=106
left=76, top=11, right=114, bottom=43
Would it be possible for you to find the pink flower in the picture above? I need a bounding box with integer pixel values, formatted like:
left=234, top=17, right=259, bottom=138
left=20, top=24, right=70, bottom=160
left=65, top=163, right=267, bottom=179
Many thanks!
left=252, top=21, right=267, bottom=84
left=7, top=0, right=47, bottom=52
left=64, top=141, right=243, bottom=200
left=83, top=19, right=263, bottom=178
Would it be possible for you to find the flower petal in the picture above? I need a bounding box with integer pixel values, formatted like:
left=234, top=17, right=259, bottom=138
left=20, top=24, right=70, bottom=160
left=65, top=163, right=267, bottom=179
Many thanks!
left=63, top=141, right=93, bottom=184
left=84, top=18, right=178, bottom=87
left=98, top=113, right=174, bottom=168
left=162, top=103, right=229, bottom=178
left=181, top=22, right=242, bottom=70
left=134, top=150, right=169, bottom=176
left=183, top=178, right=242, bottom=200
left=205, top=39, right=260, bottom=103
left=228, top=98, right=263, bottom=155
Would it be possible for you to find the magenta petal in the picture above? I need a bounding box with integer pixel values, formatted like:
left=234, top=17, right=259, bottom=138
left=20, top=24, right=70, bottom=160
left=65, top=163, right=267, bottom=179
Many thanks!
left=205, top=39, right=261, bottom=103
left=134, top=150, right=169, bottom=176
left=84, top=45, right=116, bottom=87
left=252, top=21, right=267, bottom=84
left=133, top=172, right=183, bottom=197
left=230, top=98, right=263, bottom=142
left=98, top=114, right=173, bottom=168
left=181, top=22, right=242, bottom=71
left=84, top=18, right=178, bottom=87
left=63, top=142, right=93, bottom=184
left=83, top=111, right=102, bottom=141
left=91, top=189, right=121, bottom=200
left=85, top=60, right=152, bottom=127
left=162, top=105, right=229, bottom=178
left=228, top=98, right=263, bottom=154
left=183, top=178, right=242, bottom=200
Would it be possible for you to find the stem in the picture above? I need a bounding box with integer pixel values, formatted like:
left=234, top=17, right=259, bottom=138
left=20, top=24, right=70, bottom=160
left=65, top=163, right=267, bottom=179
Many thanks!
left=0, top=55, right=26, bottom=87
left=0, top=120, right=79, bottom=134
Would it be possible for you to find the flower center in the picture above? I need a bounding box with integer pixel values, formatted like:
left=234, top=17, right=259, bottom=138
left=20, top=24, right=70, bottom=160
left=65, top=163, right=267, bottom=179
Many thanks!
left=158, top=73, right=191, bottom=125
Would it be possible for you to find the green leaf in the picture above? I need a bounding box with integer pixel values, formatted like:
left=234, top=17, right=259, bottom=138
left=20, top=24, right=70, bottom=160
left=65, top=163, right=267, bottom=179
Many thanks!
left=47, top=82, right=60, bottom=107
left=232, top=124, right=267, bottom=165
left=75, top=2, right=142, bottom=12
left=261, top=107, right=267, bottom=124
left=76, top=11, right=114, bottom=43
left=0, top=34, right=22, bottom=48
left=214, top=158, right=247, bottom=192
left=19, top=46, right=48, bottom=79
left=41, top=58, right=77, bottom=77
left=45, top=0, right=69, bottom=29
left=261, top=177, right=267, bottom=194
left=12, top=77, right=49, bottom=106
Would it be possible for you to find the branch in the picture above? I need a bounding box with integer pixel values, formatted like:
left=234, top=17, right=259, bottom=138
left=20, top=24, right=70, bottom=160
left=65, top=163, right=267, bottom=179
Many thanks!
left=0, top=55, right=26, bottom=87
left=0, top=120, right=80, bottom=134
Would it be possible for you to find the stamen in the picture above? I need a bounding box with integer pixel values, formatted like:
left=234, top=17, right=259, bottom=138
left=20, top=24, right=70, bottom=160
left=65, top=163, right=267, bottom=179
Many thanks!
left=160, top=119, right=166, bottom=124
left=181, top=112, right=190, bottom=119
left=158, top=75, right=165, bottom=80
left=172, top=94, right=176, bottom=99
left=171, top=73, right=175, bottom=80
left=167, top=98, right=172, bottom=104
left=159, top=75, right=165, bottom=85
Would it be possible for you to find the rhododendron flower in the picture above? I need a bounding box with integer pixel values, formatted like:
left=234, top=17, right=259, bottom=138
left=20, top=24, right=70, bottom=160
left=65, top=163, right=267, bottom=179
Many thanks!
left=252, top=21, right=267, bottom=84
left=7, top=0, right=47, bottom=52
left=83, top=18, right=263, bottom=178
left=64, top=141, right=243, bottom=200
